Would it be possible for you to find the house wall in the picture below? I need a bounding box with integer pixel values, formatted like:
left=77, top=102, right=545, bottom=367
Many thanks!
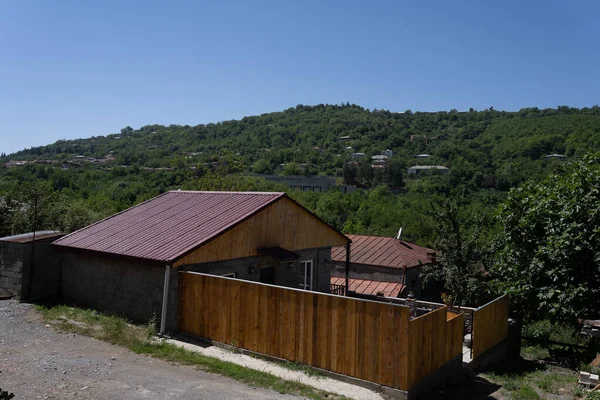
left=179, top=247, right=332, bottom=293
left=0, top=239, right=62, bottom=301
left=61, top=252, right=167, bottom=325
left=331, top=262, right=427, bottom=299
left=59, top=246, right=333, bottom=334
left=173, top=196, right=348, bottom=267
left=0, top=241, right=25, bottom=299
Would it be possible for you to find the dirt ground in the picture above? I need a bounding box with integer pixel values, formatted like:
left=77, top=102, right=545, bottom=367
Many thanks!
left=0, top=300, right=303, bottom=400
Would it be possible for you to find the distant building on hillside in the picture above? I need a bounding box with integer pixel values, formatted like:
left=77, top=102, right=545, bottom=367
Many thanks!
left=264, top=175, right=336, bottom=192
left=545, top=154, right=567, bottom=160
left=350, top=152, right=366, bottom=158
left=4, top=160, right=28, bottom=168
left=371, top=155, right=389, bottom=162
left=382, top=149, right=394, bottom=158
left=414, top=154, right=431, bottom=159
left=407, top=165, right=449, bottom=175
left=339, top=136, right=352, bottom=141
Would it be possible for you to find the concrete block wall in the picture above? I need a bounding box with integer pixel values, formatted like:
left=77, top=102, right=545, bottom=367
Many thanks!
left=0, top=242, right=25, bottom=299
left=23, top=241, right=62, bottom=301
left=61, top=252, right=165, bottom=324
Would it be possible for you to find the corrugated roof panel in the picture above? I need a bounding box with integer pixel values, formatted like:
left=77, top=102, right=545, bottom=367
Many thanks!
left=332, top=234, right=436, bottom=269
left=53, top=191, right=285, bottom=262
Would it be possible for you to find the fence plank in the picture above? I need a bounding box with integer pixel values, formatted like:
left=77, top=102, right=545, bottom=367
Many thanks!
left=178, top=272, right=462, bottom=391
left=472, top=295, right=509, bottom=359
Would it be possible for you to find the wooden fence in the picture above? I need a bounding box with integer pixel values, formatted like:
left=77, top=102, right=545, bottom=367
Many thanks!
left=406, top=308, right=464, bottom=389
left=472, top=295, right=509, bottom=359
left=178, top=272, right=463, bottom=391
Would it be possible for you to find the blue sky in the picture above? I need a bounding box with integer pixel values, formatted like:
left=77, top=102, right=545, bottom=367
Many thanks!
left=1, top=0, right=598, bottom=154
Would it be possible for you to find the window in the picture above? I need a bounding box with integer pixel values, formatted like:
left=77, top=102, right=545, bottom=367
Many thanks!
left=299, top=260, right=314, bottom=290
left=221, top=272, right=237, bottom=278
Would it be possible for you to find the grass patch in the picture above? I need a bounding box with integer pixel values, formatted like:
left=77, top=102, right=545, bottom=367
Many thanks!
left=512, top=384, right=540, bottom=400
left=275, top=360, right=325, bottom=379
left=36, top=305, right=343, bottom=400
left=482, top=357, right=581, bottom=400
left=521, top=345, right=550, bottom=360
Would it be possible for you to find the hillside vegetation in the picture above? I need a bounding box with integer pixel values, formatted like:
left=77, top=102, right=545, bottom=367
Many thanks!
left=2, top=104, right=600, bottom=321
left=1, top=104, right=599, bottom=245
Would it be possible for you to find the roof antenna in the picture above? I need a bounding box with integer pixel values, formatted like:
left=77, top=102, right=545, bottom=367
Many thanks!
left=396, top=227, right=403, bottom=240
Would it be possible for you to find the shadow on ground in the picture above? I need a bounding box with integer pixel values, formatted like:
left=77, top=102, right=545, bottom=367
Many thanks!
left=422, top=357, right=545, bottom=399
left=422, top=376, right=501, bottom=400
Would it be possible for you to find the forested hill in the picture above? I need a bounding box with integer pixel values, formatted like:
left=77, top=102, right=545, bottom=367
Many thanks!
left=3, top=104, right=600, bottom=189
left=1, top=104, right=600, bottom=247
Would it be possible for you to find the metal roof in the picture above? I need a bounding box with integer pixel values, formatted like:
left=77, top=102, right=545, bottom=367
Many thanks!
left=331, top=234, right=436, bottom=269
left=52, top=191, right=285, bottom=263
left=330, top=277, right=405, bottom=297
left=407, top=165, right=448, bottom=170
left=0, top=231, right=62, bottom=244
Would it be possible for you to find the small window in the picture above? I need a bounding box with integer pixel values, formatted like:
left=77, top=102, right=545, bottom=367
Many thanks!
left=299, top=260, right=314, bottom=290
left=222, top=272, right=237, bottom=278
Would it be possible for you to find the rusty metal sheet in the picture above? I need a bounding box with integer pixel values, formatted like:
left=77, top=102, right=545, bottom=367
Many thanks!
left=330, top=277, right=405, bottom=298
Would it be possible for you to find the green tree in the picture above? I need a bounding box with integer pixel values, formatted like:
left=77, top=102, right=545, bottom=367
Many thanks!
left=421, top=199, right=493, bottom=306
left=252, top=159, right=272, bottom=174
left=282, top=162, right=302, bottom=176
left=494, top=154, right=600, bottom=324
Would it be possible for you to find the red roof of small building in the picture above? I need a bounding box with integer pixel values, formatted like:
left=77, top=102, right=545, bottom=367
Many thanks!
left=330, top=277, right=405, bottom=297
left=53, top=191, right=285, bottom=263
left=331, top=234, right=436, bottom=269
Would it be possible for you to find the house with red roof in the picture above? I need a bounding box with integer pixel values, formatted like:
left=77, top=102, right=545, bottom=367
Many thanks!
left=53, top=190, right=349, bottom=333
left=330, top=234, right=438, bottom=300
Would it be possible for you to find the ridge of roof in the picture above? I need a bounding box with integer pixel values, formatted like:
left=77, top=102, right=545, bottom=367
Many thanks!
left=167, top=190, right=285, bottom=195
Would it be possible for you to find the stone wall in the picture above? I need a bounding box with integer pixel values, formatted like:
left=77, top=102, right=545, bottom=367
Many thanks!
left=0, top=242, right=24, bottom=299
left=0, top=239, right=62, bottom=301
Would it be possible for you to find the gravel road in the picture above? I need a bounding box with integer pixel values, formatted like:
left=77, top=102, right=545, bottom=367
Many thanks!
left=0, top=300, right=303, bottom=400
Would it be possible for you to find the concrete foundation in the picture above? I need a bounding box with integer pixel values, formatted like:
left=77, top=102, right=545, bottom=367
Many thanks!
left=407, top=355, right=463, bottom=400
left=467, top=339, right=509, bottom=373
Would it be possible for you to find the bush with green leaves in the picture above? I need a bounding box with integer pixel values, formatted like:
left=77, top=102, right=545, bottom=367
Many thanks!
left=494, top=154, right=600, bottom=325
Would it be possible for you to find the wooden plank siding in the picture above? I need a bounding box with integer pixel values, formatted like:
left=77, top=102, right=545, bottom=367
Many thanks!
left=173, top=196, right=348, bottom=267
left=406, top=308, right=464, bottom=389
left=178, top=272, right=464, bottom=391
left=472, top=295, right=509, bottom=359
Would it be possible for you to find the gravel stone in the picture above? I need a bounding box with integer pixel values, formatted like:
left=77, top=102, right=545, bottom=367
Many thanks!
left=0, top=300, right=304, bottom=399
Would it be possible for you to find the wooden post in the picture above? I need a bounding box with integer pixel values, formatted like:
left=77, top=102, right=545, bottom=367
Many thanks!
left=345, top=242, right=351, bottom=296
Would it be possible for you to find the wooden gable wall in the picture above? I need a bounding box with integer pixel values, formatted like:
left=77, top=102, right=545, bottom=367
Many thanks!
left=173, top=196, right=348, bottom=267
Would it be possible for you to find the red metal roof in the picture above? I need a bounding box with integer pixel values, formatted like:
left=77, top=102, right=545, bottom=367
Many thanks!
left=331, top=234, right=436, bottom=269
left=53, top=191, right=285, bottom=263
left=330, top=277, right=405, bottom=297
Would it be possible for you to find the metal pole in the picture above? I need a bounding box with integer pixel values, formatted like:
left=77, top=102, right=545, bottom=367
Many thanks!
left=345, top=242, right=351, bottom=296
left=160, top=264, right=171, bottom=335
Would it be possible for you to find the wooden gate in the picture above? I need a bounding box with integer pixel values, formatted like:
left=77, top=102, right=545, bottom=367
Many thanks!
left=472, top=295, right=509, bottom=359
